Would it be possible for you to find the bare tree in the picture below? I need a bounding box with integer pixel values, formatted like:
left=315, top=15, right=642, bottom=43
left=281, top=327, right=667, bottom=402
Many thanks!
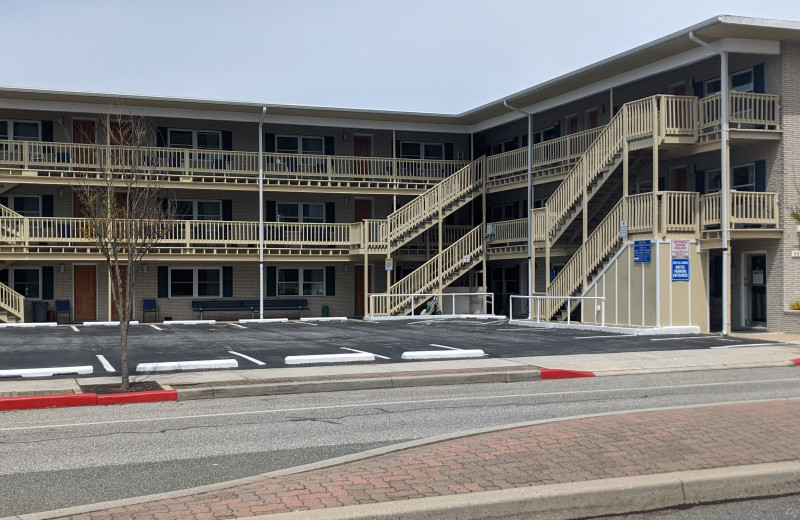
left=73, top=109, right=177, bottom=390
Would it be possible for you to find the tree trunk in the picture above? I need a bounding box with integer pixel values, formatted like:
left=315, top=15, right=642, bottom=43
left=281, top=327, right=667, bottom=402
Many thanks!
left=119, top=320, right=130, bottom=390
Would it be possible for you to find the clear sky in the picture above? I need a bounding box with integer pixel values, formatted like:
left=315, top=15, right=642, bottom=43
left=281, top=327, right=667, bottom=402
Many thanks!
left=3, top=0, right=800, bottom=113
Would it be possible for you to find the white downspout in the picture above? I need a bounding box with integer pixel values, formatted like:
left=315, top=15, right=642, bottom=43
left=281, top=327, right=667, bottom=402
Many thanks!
left=258, top=107, right=267, bottom=319
left=503, top=100, right=534, bottom=319
left=689, top=31, right=730, bottom=336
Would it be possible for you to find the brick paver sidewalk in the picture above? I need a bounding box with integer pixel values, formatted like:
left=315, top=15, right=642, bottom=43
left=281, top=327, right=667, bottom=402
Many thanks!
left=60, top=400, right=800, bottom=519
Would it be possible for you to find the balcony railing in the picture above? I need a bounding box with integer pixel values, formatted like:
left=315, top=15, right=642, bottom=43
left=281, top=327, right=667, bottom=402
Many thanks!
left=0, top=140, right=468, bottom=188
left=699, top=92, right=780, bottom=136
left=0, top=217, right=360, bottom=251
left=700, top=191, right=779, bottom=229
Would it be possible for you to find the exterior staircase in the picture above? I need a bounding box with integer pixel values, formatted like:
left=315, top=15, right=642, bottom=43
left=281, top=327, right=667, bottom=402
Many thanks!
left=370, top=225, right=484, bottom=316
left=364, top=158, right=484, bottom=254
left=0, top=280, right=25, bottom=323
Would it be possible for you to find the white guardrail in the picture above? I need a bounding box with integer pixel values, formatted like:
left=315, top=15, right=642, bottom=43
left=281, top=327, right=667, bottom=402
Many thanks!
left=369, top=292, right=495, bottom=318
left=510, top=295, right=606, bottom=325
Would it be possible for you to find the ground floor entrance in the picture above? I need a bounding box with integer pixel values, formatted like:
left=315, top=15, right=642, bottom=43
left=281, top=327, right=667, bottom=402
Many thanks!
left=73, top=264, right=97, bottom=322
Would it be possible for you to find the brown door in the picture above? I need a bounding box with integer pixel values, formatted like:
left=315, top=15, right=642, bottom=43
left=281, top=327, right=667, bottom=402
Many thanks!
left=110, top=265, right=128, bottom=321
left=354, top=135, right=371, bottom=178
left=72, top=120, right=96, bottom=166
left=74, top=265, right=97, bottom=321
left=354, top=199, right=372, bottom=222
left=354, top=265, right=372, bottom=317
left=673, top=167, right=688, bottom=191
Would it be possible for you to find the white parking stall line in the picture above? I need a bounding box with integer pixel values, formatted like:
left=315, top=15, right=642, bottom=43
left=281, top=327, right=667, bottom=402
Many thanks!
left=401, top=349, right=485, bottom=360
left=150, top=324, right=163, bottom=331
left=341, top=347, right=390, bottom=360
left=710, top=343, right=777, bottom=349
left=229, top=323, right=247, bottom=329
left=70, top=326, right=80, bottom=332
left=136, top=359, right=238, bottom=372
left=650, top=336, right=736, bottom=342
left=228, top=350, right=266, bottom=366
left=573, top=335, right=637, bottom=340
left=480, top=320, right=506, bottom=326
left=0, top=366, right=93, bottom=378
left=296, top=321, right=318, bottom=326
left=285, top=353, right=375, bottom=365
left=429, top=343, right=461, bottom=350
left=96, top=355, right=116, bottom=372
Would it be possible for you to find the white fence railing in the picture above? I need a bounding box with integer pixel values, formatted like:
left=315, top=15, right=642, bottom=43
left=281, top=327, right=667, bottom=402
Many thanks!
left=510, top=295, right=606, bottom=326
left=369, top=292, right=495, bottom=318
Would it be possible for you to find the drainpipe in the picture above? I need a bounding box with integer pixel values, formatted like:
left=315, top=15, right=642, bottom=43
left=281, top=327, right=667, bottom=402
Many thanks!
left=258, top=107, right=267, bottom=319
left=503, top=101, right=534, bottom=319
left=689, top=31, right=730, bottom=335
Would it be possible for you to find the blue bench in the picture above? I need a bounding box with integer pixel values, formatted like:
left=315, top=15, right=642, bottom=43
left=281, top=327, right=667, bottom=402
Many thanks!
left=191, top=299, right=310, bottom=320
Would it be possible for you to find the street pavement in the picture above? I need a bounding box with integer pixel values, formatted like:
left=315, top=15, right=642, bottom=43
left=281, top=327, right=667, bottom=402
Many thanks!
left=1, top=329, right=799, bottom=520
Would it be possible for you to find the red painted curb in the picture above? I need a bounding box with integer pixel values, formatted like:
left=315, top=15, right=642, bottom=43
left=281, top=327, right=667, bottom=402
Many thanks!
left=792, top=359, right=800, bottom=366
left=540, top=369, right=596, bottom=379
left=96, top=390, right=178, bottom=406
left=0, top=393, right=97, bottom=411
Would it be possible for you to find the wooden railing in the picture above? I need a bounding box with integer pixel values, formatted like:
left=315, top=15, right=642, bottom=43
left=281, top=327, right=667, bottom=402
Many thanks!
left=489, top=219, right=528, bottom=245
left=660, top=191, right=699, bottom=233
left=372, top=225, right=484, bottom=316
left=0, top=281, right=25, bottom=323
left=700, top=191, right=779, bottom=229
left=700, top=92, right=780, bottom=135
left=0, top=217, right=358, bottom=249
left=486, top=127, right=604, bottom=181
left=0, top=139, right=469, bottom=187
left=628, top=193, right=653, bottom=234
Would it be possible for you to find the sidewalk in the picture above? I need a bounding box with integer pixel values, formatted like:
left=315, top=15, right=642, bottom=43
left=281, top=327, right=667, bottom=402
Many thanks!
left=16, top=399, right=800, bottom=520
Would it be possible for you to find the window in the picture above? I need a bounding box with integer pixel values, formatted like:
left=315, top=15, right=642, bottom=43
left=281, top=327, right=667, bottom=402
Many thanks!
left=169, top=268, right=221, bottom=298
left=704, top=68, right=755, bottom=96
left=173, top=199, right=222, bottom=220
left=705, top=163, right=756, bottom=193
left=489, top=138, right=516, bottom=155
left=277, top=268, right=325, bottom=296
left=533, top=126, right=558, bottom=144
left=11, top=268, right=40, bottom=299
left=0, top=120, right=40, bottom=141
left=491, top=203, right=516, bottom=222
left=168, top=129, right=222, bottom=150
left=276, top=135, right=324, bottom=155
left=399, top=141, right=444, bottom=160
left=277, top=202, right=325, bottom=223
left=0, top=195, right=42, bottom=216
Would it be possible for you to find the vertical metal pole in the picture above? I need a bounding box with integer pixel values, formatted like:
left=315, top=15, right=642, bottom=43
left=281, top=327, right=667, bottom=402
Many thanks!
left=721, top=51, right=731, bottom=336
left=258, top=107, right=266, bottom=319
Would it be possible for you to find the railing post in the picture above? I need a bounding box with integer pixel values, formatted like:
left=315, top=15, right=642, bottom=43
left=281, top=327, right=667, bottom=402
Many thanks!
left=23, top=142, right=29, bottom=169
left=185, top=220, right=191, bottom=247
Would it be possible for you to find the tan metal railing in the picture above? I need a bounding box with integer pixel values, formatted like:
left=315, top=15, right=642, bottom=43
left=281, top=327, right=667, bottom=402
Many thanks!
left=627, top=193, right=653, bottom=234
left=371, top=225, right=484, bottom=316
left=489, top=219, right=528, bottom=245
left=0, top=281, right=25, bottom=323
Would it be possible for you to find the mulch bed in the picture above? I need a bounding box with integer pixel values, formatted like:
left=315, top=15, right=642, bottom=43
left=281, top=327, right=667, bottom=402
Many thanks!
left=79, top=381, right=164, bottom=394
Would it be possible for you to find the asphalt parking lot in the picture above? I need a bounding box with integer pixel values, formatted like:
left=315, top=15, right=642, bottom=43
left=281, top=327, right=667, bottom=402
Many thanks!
left=0, top=319, right=778, bottom=379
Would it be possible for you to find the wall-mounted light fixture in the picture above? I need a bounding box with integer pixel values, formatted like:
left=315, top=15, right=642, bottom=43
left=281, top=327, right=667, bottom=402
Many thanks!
left=58, top=188, right=65, bottom=197
left=343, top=132, right=349, bottom=141
left=59, top=264, right=65, bottom=274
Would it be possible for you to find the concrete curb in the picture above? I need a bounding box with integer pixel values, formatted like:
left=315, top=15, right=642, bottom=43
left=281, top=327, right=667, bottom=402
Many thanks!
left=176, top=370, right=544, bottom=400
left=241, top=461, right=800, bottom=520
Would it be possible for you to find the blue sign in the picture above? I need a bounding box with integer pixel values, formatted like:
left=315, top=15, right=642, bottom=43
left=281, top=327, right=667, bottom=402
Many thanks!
left=634, top=240, right=651, bottom=263
left=671, top=258, right=690, bottom=281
